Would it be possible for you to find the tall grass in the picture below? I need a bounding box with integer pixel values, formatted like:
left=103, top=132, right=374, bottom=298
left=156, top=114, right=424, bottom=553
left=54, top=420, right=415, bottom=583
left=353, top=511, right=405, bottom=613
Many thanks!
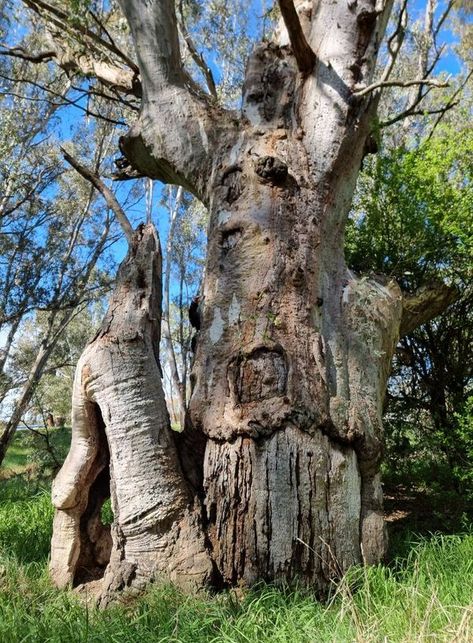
left=0, top=480, right=472, bottom=642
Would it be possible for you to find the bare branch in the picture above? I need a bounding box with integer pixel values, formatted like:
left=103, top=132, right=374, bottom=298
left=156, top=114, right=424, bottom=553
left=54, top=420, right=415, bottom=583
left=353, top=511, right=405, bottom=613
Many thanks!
left=379, top=0, right=408, bottom=85
left=354, top=76, right=449, bottom=98
left=0, top=44, right=56, bottom=63
left=177, top=1, right=217, bottom=99
left=400, top=281, right=458, bottom=337
left=426, top=68, right=473, bottom=140
left=0, top=68, right=129, bottom=125
left=87, top=8, right=125, bottom=57
left=433, top=0, right=455, bottom=44
left=380, top=99, right=459, bottom=128
left=61, top=148, right=134, bottom=245
left=278, top=0, right=316, bottom=73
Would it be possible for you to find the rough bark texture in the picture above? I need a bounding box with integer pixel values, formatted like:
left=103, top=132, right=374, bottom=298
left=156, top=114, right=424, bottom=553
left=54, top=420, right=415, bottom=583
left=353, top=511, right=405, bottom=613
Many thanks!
left=50, top=224, right=212, bottom=604
left=50, top=0, right=453, bottom=601
left=187, top=37, right=402, bottom=585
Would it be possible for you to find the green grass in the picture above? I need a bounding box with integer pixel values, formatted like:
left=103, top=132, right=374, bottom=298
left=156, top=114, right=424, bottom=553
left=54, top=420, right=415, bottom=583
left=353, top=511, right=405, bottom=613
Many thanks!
left=0, top=477, right=472, bottom=642
left=1, top=432, right=32, bottom=475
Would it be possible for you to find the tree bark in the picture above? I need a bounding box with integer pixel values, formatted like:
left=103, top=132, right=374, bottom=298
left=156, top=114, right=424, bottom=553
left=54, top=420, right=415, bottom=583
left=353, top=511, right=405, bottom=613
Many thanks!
left=187, top=39, right=402, bottom=585
left=50, top=224, right=212, bottom=604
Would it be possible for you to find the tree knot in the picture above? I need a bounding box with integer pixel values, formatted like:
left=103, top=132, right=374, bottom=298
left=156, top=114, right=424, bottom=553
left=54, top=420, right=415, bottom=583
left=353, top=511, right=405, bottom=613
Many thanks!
left=254, top=156, right=288, bottom=184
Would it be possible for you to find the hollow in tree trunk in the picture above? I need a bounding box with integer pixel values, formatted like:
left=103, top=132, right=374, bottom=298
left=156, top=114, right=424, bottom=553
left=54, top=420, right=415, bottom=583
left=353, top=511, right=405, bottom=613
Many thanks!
left=50, top=224, right=212, bottom=604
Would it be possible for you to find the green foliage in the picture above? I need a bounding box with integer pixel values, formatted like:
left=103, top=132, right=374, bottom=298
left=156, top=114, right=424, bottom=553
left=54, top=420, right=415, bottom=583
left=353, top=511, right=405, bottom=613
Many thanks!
left=1, top=425, right=71, bottom=480
left=451, top=396, right=473, bottom=498
left=10, top=305, right=104, bottom=426
left=347, top=124, right=473, bottom=499
left=346, top=125, right=473, bottom=290
left=22, top=426, right=71, bottom=478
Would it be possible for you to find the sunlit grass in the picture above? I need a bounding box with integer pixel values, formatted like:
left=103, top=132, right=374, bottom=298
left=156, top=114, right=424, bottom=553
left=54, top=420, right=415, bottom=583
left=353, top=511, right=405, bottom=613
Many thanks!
left=0, top=475, right=472, bottom=643
left=0, top=433, right=32, bottom=478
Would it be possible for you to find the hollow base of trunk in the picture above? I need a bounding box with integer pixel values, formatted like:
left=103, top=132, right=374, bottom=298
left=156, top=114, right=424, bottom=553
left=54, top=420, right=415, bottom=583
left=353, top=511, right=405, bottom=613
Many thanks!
left=49, top=224, right=213, bottom=605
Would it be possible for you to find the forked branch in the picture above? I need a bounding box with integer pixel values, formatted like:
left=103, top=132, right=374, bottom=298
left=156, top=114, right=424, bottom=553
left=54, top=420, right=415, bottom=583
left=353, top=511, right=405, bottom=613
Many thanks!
left=378, top=0, right=408, bottom=86
left=278, top=0, right=316, bottom=73
left=177, top=1, right=217, bottom=99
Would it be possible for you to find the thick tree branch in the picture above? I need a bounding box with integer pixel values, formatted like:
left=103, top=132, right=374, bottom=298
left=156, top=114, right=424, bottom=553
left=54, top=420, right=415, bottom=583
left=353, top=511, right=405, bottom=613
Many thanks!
left=400, top=281, right=458, bottom=337
left=2, top=42, right=140, bottom=97
left=17, top=0, right=141, bottom=98
left=117, top=0, right=183, bottom=92
left=61, top=148, right=134, bottom=245
left=22, top=0, right=138, bottom=73
left=277, top=0, right=316, bottom=73
left=115, top=0, right=234, bottom=198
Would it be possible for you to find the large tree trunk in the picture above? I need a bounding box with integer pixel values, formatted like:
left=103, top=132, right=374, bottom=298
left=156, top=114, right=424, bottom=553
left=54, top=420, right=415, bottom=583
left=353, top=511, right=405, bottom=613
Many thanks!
left=187, top=39, right=402, bottom=588
left=51, top=0, right=453, bottom=601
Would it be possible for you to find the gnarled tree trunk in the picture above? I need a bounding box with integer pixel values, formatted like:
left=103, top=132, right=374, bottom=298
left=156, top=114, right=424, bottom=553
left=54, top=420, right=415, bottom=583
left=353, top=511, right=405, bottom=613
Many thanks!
left=50, top=0, right=452, bottom=601
left=50, top=224, right=212, bottom=604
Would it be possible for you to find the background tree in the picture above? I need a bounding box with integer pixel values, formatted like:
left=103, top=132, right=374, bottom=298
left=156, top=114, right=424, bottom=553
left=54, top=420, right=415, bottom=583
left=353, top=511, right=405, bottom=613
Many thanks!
left=0, top=96, right=130, bottom=464
left=162, top=186, right=206, bottom=429
left=347, top=124, right=473, bottom=501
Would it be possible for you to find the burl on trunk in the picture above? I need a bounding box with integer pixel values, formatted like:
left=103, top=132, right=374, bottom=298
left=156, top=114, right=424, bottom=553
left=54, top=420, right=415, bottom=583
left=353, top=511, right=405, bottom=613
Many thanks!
left=50, top=0, right=452, bottom=601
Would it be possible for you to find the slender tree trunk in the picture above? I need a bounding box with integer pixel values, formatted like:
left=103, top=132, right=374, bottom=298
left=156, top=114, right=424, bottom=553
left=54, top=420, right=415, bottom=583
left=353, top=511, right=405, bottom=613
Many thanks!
left=163, top=187, right=187, bottom=429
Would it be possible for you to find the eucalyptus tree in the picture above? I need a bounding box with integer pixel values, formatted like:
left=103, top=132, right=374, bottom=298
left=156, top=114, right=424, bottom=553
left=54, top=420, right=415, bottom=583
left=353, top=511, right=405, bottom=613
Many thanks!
left=9, top=0, right=464, bottom=601
left=162, top=186, right=206, bottom=429
left=0, top=56, right=124, bottom=463
left=0, top=140, right=117, bottom=464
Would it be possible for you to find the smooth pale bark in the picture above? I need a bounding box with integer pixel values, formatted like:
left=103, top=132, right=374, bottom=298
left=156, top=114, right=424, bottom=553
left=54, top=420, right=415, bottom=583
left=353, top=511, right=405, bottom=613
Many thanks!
left=50, top=224, right=212, bottom=603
